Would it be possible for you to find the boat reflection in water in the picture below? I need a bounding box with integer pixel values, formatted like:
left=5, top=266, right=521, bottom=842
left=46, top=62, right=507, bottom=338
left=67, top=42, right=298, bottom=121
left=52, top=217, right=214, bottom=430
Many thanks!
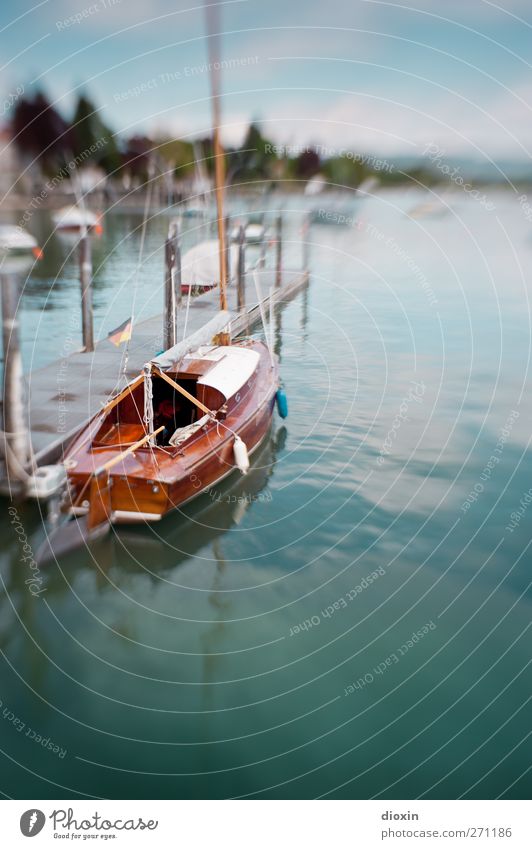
left=19, top=422, right=287, bottom=596
left=108, top=422, right=287, bottom=577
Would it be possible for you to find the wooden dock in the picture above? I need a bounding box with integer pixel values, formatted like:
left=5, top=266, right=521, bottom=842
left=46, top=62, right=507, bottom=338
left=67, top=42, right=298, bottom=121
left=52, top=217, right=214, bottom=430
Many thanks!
left=23, top=268, right=308, bottom=468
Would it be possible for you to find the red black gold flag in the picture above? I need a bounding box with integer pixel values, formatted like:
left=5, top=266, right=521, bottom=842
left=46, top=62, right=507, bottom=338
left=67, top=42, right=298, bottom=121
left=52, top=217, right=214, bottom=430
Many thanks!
left=107, top=318, right=132, bottom=347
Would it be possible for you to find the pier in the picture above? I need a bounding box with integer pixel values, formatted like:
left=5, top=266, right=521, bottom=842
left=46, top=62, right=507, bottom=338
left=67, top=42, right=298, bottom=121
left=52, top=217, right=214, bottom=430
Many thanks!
left=0, top=224, right=309, bottom=495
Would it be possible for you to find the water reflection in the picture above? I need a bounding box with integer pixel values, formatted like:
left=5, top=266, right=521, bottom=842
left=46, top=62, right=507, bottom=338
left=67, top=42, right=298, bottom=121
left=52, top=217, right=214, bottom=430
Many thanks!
left=0, top=425, right=287, bottom=613
left=105, top=424, right=286, bottom=581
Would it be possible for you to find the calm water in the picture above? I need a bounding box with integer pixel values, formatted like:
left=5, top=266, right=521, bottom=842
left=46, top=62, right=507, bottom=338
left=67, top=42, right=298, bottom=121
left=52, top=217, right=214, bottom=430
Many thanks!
left=0, top=189, right=530, bottom=799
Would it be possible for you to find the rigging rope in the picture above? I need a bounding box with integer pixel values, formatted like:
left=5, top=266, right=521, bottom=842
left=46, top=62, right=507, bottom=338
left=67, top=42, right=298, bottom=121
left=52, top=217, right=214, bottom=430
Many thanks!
left=121, top=169, right=155, bottom=378
left=143, top=363, right=155, bottom=447
left=252, top=268, right=275, bottom=366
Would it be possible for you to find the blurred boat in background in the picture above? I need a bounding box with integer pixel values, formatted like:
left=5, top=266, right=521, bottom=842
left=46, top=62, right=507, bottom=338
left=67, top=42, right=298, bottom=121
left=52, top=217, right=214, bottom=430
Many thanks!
left=0, top=225, right=41, bottom=258
left=230, top=213, right=267, bottom=244
left=52, top=205, right=103, bottom=235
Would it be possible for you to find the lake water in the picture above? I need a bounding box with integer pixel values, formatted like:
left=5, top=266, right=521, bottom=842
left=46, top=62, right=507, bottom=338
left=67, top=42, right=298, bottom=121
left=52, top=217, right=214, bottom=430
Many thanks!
left=0, top=188, right=530, bottom=799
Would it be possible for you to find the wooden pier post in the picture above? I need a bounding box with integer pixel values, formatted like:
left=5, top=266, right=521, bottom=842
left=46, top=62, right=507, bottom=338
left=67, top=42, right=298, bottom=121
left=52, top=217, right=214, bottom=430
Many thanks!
left=259, top=234, right=267, bottom=269
left=164, top=219, right=182, bottom=350
left=275, top=213, right=283, bottom=288
left=302, top=212, right=310, bottom=271
left=79, top=231, right=94, bottom=352
left=1, top=273, right=31, bottom=485
left=236, top=224, right=246, bottom=312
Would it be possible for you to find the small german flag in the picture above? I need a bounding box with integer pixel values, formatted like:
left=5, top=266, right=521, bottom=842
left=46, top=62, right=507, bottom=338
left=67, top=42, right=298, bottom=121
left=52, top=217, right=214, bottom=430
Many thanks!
left=108, top=317, right=132, bottom=347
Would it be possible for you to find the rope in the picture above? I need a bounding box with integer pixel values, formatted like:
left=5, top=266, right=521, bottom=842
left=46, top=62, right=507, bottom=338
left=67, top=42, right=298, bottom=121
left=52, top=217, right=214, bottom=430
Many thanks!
left=121, top=171, right=154, bottom=377
left=252, top=268, right=275, bottom=366
left=269, top=285, right=274, bottom=355
left=142, top=363, right=159, bottom=456
left=170, top=264, right=177, bottom=343
left=143, top=364, right=155, bottom=440
left=215, top=418, right=239, bottom=441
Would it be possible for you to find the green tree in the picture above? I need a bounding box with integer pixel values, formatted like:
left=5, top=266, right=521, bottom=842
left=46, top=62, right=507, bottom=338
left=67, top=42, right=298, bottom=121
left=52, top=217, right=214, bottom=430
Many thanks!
left=227, top=122, right=277, bottom=182
left=71, top=93, right=120, bottom=174
left=156, top=138, right=196, bottom=179
left=12, top=89, right=71, bottom=172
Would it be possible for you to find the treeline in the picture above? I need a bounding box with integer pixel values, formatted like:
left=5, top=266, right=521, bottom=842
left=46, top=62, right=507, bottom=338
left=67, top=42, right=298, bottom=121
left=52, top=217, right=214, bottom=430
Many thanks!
left=6, top=88, right=438, bottom=189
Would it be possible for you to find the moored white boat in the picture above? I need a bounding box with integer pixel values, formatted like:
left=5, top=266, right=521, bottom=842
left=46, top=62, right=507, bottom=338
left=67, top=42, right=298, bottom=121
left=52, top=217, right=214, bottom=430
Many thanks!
left=52, top=205, right=102, bottom=234
left=0, top=226, right=43, bottom=271
left=0, top=225, right=40, bottom=255
left=181, top=239, right=239, bottom=294
left=230, top=221, right=267, bottom=244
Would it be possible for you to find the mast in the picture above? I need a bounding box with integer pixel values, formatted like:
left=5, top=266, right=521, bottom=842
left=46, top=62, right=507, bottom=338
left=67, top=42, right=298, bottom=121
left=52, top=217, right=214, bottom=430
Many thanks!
left=205, top=0, right=229, bottom=328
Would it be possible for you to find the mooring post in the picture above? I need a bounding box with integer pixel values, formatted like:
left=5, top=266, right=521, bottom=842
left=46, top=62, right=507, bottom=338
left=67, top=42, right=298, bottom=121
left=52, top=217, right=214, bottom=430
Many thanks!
left=225, top=215, right=231, bottom=284
left=236, top=223, right=246, bottom=312
left=259, top=233, right=267, bottom=269
left=164, top=219, right=181, bottom=350
left=1, top=272, right=31, bottom=485
left=275, top=213, right=283, bottom=288
left=302, top=212, right=310, bottom=271
left=79, top=230, right=94, bottom=352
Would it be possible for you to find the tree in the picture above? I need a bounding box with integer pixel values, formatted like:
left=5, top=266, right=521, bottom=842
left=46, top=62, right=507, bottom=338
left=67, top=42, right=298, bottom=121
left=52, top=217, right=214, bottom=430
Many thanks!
left=156, top=137, right=196, bottom=179
left=71, top=93, right=120, bottom=174
left=227, top=122, right=277, bottom=182
left=12, top=90, right=71, bottom=171
left=120, top=135, right=154, bottom=182
left=295, top=148, right=321, bottom=180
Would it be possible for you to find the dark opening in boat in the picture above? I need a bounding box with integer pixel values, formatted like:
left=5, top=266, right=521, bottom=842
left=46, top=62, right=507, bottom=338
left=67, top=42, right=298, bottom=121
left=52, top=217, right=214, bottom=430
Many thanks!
left=91, top=372, right=225, bottom=449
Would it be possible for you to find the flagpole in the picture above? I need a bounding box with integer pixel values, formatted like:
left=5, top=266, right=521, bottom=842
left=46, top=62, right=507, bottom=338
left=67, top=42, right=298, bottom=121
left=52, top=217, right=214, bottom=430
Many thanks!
left=205, top=0, right=230, bottom=344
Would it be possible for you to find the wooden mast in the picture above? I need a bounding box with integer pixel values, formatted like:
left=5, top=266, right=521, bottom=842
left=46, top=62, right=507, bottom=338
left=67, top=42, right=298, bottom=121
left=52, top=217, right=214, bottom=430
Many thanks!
left=206, top=0, right=230, bottom=344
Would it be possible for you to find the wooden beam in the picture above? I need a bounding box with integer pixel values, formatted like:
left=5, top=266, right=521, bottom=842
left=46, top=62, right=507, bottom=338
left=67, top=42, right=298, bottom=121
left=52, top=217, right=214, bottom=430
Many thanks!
left=100, top=374, right=145, bottom=416
left=97, top=426, right=165, bottom=473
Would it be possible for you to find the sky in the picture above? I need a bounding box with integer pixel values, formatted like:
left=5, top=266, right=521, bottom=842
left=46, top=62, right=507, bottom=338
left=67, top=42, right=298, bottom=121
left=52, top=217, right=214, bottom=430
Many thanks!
left=1, top=0, right=532, bottom=160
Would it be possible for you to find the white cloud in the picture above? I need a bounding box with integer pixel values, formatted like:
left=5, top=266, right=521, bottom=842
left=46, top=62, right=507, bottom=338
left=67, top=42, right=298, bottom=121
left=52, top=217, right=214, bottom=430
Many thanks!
left=249, top=83, right=532, bottom=157
left=360, top=0, right=532, bottom=24
left=151, top=112, right=251, bottom=148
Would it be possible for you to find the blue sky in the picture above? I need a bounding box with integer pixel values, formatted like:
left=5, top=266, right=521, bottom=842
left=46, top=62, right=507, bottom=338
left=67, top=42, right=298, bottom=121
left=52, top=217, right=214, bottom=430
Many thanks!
left=1, top=0, right=532, bottom=158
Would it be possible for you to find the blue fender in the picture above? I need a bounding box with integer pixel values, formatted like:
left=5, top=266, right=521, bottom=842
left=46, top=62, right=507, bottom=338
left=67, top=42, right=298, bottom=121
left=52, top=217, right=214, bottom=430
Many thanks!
left=276, top=388, right=288, bottom=419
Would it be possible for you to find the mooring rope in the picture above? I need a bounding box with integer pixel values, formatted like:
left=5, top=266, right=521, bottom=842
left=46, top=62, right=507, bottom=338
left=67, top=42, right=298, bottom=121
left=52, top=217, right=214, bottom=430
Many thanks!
left=252, top=268, right=275, bottom=366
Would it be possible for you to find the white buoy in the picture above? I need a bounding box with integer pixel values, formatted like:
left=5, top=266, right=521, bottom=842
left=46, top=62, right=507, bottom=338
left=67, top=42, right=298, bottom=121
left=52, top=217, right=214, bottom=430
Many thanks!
left=233, top=436, right=250, bottom=474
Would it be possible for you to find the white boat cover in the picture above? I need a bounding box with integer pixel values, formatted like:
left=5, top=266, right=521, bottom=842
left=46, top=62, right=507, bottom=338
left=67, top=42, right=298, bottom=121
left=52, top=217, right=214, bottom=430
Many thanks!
left=196, top=346, right=260, bottom=400
left=181, top=239, right=239, bottom=286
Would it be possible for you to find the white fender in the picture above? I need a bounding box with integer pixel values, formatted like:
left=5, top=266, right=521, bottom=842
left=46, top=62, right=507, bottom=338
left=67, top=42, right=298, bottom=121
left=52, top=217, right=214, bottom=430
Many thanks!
left=233, top=436, right=250, bottom=474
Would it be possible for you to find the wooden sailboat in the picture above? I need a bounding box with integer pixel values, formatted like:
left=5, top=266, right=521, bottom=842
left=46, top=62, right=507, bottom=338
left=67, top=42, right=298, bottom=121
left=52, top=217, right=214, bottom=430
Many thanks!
left=63, top=318, right=278, bottom=533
